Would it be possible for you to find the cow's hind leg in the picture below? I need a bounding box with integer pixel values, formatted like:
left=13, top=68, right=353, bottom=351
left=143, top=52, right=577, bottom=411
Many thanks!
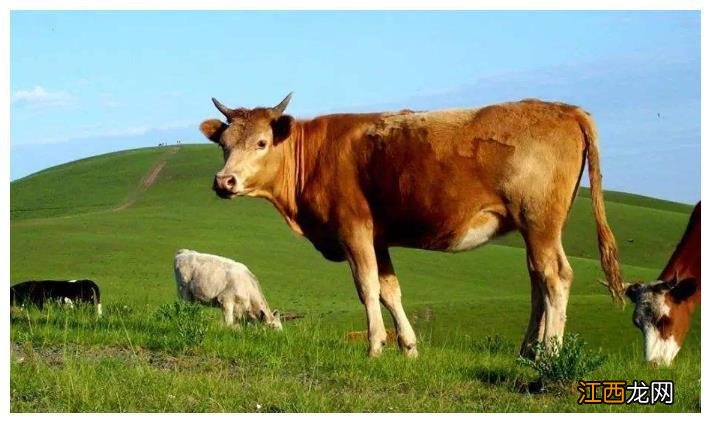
left=342, top=226, right=388, bottom=357
left=524, top=232, right=574, bottom=352
left=376, top=247, right=418, bottom=358
left=520, top=258, right=546, bottom=358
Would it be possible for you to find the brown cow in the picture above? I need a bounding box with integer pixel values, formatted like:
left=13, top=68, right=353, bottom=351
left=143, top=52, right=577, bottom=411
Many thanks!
left=624, top=202, right=700, bottom=366
left=200, top=94, right=624, bottom=358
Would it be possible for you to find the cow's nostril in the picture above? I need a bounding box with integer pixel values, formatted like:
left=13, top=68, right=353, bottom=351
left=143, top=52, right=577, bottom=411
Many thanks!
left=214, top=174, right=237, bottom=192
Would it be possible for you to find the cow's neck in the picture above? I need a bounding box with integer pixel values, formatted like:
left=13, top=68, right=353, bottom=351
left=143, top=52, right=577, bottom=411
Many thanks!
left=264, top=119, right=319, bottom=236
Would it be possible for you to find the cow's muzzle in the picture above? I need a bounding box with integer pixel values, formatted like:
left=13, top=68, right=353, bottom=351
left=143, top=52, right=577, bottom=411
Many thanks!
left=213, top=173, right=238, bottom=199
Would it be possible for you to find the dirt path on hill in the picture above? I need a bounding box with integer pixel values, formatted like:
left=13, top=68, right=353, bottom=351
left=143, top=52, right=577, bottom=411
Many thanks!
left=114, top=147, right=179, bottom=211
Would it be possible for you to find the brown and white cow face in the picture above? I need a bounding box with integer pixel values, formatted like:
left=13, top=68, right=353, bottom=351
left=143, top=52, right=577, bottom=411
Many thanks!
left=626, top=277, right=697, bottom=366
left=200, top=94, right=293, bottom=199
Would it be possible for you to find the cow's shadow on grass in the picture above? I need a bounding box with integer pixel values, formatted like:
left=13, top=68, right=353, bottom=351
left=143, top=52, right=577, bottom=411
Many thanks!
left=465, top=365, right=545, bottom=395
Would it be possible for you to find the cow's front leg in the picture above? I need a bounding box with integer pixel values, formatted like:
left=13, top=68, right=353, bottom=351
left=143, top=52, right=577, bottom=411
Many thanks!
left=342, top=227, right=388, bottom=357
left=221, top=298, right=236, bottom=328
left=376, top=247, right=418, bottom=358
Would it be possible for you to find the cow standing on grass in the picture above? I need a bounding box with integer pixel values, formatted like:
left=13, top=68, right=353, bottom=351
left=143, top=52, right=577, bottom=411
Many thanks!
left=623, top=202, right=700, bottom=366
left=173, top=249, right=282, bottom=330
left=200, top=94, right=624, bottom=358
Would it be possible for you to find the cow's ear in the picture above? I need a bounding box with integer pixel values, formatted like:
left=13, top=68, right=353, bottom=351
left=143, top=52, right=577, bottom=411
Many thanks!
left=669, top=277, right=697, bottom=303
left=200, top=119, right=227, bottom=143
left=271, top=115, right=294, bottom=145
left=625, top=283, right=643, bottom=303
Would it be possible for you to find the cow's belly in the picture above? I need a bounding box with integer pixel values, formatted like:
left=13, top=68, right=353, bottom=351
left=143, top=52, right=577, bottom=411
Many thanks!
left=446, top=212, right=502, bottom=252
left=384, top=208, right=509, bottom=252
left=189, top=284, right=222, bottom=303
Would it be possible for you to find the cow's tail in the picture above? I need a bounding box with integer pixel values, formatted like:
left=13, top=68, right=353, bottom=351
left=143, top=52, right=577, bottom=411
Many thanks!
left=576, top=109, right=626, bottom=306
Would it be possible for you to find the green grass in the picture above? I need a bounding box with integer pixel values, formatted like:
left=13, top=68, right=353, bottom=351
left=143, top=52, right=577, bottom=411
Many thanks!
left=10, top=144, right=700, bottom=412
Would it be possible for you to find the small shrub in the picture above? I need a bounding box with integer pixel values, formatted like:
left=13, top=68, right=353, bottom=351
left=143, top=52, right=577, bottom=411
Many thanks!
left=516, top=333, right=606, bottom=393
left=473, top=335, right=514, bottom=355
left=149, top=301, right=209, bottom=352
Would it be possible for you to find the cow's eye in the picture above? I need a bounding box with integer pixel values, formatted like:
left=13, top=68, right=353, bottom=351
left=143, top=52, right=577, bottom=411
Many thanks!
left=256, top=140, right=267, bottom=150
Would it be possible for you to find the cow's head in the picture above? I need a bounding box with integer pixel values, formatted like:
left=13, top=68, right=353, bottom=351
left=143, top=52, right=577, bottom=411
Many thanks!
left=269, top=310, right=283, bottom=331
left=260, top=309, right=282, bottom=331
left=200, top=93, right=294, bottom=199
left=625, top=276, right=698, bottom=366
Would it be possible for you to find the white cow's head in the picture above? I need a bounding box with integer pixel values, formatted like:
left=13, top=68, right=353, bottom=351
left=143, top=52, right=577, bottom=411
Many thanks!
left=264, top=310, right=282, bottom=331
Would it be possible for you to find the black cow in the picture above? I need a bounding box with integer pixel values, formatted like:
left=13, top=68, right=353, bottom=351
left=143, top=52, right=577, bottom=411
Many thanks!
left=10, top=280, right=102, bottom=315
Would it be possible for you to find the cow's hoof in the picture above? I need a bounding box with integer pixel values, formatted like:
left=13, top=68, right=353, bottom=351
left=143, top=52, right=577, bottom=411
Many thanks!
left=519, top=343, right=537, bottom=360
left=368, top=340, right=386, bottom=358
left=403, top=345, right=418, bottom=359
left=398, top=337, right=418, bottom=358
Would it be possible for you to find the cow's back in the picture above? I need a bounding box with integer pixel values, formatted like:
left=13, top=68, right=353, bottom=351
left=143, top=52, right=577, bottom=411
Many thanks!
left=175, top=251, right=239, bottom=302
left=659, top=202, right=701, bottom=284
left=364, top=100, right=585, bottom=196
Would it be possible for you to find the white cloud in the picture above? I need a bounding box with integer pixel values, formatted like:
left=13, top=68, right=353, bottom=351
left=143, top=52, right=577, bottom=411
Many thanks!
left=12, top=86, right=76, bottom=108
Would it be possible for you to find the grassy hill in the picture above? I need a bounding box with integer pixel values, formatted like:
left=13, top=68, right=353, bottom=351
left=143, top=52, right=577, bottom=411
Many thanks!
left=10, top=144, right=700, bottom=412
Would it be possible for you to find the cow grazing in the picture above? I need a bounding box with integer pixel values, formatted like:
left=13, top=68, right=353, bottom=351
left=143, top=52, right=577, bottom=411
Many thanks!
left=173, top=249, right=282, bottom=330
left=10, top=279, right=102, bottom=316
left=200, top=94, right=624, bottom=358
left=625, top=202, right=700, bottom=366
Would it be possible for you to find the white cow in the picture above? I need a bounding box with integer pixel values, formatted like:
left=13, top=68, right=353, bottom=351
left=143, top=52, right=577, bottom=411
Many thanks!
left=173, top=249, right=282, bottom=330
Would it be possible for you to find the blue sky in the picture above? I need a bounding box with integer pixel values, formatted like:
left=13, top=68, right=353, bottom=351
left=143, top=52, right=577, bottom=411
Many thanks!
left=10, top=11, right=700, bottom=203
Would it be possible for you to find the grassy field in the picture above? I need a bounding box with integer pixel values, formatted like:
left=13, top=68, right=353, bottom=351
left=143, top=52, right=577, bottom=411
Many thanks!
left=10, top=144, right=700, bottom=412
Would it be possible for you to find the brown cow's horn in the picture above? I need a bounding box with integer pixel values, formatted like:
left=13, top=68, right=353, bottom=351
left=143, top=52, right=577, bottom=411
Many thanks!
left=272, top=92, right=293, bottom=116
left=598, top=278, right=631, bottom=291
left=212, top=97, right=234, bottom=118
left=598, top=279, right=630, bottom=306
